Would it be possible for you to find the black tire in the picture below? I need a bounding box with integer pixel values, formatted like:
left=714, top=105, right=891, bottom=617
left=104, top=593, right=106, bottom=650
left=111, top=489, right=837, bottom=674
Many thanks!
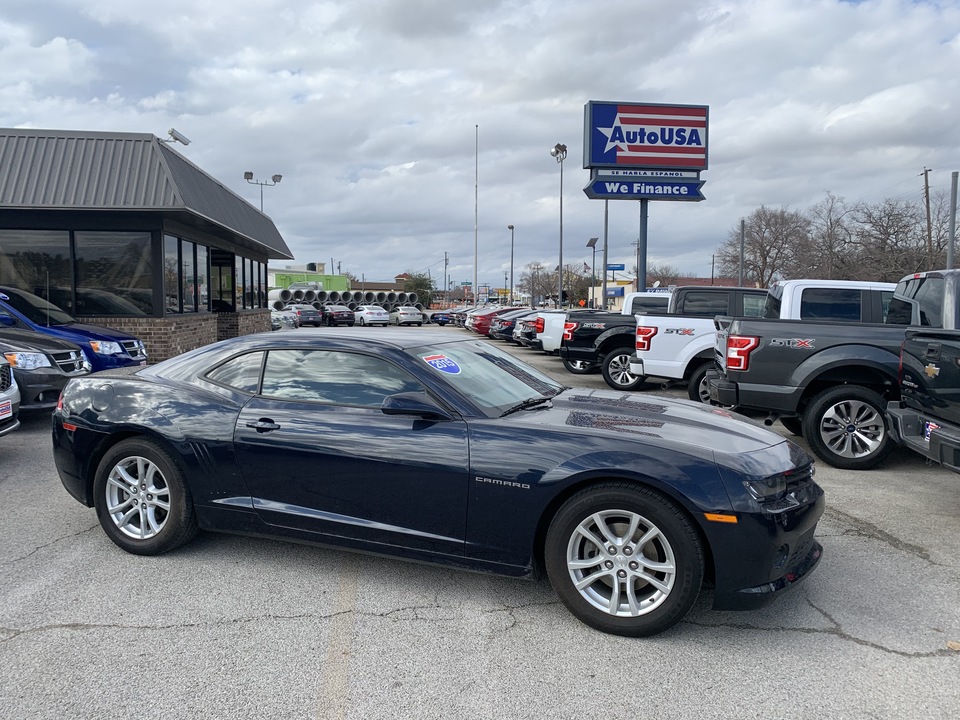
left=562, top=358, right=597, bottom=375
left=780, top=417, right=803, bottom=436
left=93, top=438, right=198, bottom=555
left=686, top=362, right=713, bottom=404
left=347, top=323, right=355, bottom=327
left=544, top=482, right=704, bottom=637
left=601, top=349, right=646, bottom=391
left=359, top=318, right=366, bottom=326
left=801, top=385, right=894, bottom=470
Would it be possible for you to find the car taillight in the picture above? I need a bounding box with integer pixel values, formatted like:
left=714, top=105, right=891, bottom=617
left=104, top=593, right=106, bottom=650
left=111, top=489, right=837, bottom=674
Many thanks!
left=635, top=326, right=658, bottom=352
left=534, top=317, right=545, bottom=333
left=562, top=321, right=578, bottom=341
left=726, top=335, right=760, bottom=371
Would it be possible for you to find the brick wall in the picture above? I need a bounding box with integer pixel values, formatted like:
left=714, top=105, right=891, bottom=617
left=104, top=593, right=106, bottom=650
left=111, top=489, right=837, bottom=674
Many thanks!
left=82, top=310, right=270, bottom=364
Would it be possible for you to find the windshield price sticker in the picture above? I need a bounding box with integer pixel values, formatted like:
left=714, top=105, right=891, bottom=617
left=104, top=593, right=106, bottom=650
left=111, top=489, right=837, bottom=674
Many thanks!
left=422, top=354, right=461, bottom=374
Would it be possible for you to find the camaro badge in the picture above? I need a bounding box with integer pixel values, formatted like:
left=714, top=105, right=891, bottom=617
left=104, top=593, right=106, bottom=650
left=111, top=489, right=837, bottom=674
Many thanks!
left=423, top=354, right=461, bottom=374
left=924, top=363, right=940, bottom=378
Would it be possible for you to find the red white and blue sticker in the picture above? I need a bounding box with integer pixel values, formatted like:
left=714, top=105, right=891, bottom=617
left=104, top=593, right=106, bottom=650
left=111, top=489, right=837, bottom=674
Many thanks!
left=0, top=400, right=11, bottom=419
left=422, top=354, right=461, bottom=374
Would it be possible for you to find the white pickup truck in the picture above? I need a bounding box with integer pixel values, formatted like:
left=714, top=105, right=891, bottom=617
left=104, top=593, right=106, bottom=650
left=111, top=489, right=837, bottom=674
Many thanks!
left=629, top=279, right=897, bottom=403
left=538, top=291, right=672, bottom=364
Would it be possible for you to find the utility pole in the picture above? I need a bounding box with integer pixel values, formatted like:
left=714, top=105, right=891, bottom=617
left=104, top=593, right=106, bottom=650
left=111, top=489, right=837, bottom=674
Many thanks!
left=923, top=167, right=934, bottom=270
left=443, top=252, right=449, bottom=307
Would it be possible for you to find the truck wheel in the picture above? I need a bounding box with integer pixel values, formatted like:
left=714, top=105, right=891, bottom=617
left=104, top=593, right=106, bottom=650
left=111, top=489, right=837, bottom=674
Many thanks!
left=686, top=363, right=713, bottom=404
left=802, top=385, right=894, bottom=470
left=562, top=358, right=597, bottom=375
left=602, top=349, right=646, bottom=391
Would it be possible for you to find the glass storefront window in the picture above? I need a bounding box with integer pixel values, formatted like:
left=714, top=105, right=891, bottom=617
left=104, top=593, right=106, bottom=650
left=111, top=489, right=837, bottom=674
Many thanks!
left=235, top=255, right=244, bottom=309
left=0, top=229, right=73, bottom=310
left=74, top=231, right=153, bottom=315
left=182, top=240, right=196, bottom=312
left=164, top=234, right=180, bottom=313
left=196, top=245, right=209, bottom=312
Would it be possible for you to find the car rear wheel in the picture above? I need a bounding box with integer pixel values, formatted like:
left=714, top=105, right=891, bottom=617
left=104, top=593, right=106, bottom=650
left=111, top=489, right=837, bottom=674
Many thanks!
left=359, top=318, right=366, bottom=326
left=601, top=349, right=645, bottom=391
left=93, top=438, right=198, bottom=555
left=687, top=362, right=712, bottom=404
left=802, top=385, right=894, bottom=470
left=545, top=482, right=703, bottom=637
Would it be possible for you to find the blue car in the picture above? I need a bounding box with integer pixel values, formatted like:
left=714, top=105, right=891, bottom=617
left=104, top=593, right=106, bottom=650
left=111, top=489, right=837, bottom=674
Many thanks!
left=0, top=287, right=147, bottom=372
left=52, top=329, right=823, bottom=637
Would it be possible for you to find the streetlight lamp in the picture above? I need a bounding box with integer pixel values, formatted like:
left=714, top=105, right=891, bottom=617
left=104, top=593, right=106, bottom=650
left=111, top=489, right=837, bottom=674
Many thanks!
left=243, top=171, right=282, bottom=212
left=507, top=224, right=515, bottom=305
left=550, top=143, right=567, bottom=307
left=586, top=237, right=599, bottom=308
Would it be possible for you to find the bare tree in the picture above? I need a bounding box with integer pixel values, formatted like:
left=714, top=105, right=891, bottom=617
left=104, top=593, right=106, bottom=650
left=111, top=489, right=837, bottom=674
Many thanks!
left=716, top=206, right=809, bottom=286
left=643, top=263, right=682, bottom=287
left=849, top=198, right=926, bottom=281
left=804, top=192, right=857, bottom=279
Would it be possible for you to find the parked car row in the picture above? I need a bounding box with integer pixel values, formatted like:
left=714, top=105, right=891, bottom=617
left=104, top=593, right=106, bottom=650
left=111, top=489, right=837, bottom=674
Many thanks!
left=0, top=286, right=149, bottom=437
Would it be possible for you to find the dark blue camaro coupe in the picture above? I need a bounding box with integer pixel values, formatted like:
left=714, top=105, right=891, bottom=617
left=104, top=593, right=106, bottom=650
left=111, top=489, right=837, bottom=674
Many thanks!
left=52, top=329, right=824, bottom=636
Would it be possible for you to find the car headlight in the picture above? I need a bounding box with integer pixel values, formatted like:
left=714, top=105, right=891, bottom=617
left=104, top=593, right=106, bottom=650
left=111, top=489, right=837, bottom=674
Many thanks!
left=89, top=340, right=122, bottom=355
left=3, top=351, right=53, bottom=370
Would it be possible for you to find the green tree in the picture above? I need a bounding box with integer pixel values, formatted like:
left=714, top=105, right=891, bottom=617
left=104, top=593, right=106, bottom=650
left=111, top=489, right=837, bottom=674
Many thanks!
left=402, top=272, right=436, bottom=306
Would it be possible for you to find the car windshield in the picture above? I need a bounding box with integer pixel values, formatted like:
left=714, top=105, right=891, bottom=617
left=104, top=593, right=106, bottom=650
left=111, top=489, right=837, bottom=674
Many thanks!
left=0, top=287, right=76, bottom=326
left=408, top=339, right=565, bottom=417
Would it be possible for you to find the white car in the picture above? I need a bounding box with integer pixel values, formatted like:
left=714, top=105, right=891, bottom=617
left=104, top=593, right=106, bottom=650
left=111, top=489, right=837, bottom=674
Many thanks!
left=355, top=305, right=390, bottom=327
left=389, top=306, right=423, bottom=326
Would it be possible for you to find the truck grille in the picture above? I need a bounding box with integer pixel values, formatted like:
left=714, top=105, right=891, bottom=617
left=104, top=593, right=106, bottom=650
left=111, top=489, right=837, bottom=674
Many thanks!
left=0, top=364, right=11, bottom=391
left=120, top=339, right=146, bottom=359
left=51, top=349, right=87, bottom=375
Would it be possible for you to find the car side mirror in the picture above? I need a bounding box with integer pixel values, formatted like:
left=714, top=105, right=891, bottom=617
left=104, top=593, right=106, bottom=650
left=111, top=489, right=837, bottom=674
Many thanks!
left=381, top=392, right=454, bottom=421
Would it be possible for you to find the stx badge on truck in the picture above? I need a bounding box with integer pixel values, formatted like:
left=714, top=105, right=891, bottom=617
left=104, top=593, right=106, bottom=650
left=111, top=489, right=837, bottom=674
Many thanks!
left=770, top=338, right=815, bottom=349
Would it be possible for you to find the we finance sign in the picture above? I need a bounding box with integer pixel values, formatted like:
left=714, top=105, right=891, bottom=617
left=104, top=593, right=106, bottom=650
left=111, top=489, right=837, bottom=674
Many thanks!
left=584, top=101, right=708, bottom=171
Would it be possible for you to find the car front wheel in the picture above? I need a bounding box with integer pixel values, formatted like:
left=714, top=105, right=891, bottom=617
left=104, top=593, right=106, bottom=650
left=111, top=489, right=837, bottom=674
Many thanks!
left=93, top=438, right=198, bottom=555
left=601, top=349, right=645, bottom=391
left=545, top=482, right=703, bottom=637
left=802, top=385, right=894, bottom=469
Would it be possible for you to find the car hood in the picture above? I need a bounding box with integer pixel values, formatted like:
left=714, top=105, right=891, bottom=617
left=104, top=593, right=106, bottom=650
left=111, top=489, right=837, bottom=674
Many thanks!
left=47, top=322, right=135, bottom=343
left=509, top=388, right=803, bottom=462
left=0, top=327, right=83, bottom=353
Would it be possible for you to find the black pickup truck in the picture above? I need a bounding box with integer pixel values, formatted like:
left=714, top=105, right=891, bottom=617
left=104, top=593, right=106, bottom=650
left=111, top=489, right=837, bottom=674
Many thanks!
left=709, top=271, right=960, bottom=470
left=560, top=285, right=763, bottom=391
left=887, top=327, right=960, bottom=474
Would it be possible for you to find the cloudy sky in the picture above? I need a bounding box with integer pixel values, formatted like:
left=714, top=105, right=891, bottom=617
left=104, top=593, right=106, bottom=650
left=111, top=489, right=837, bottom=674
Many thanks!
left=2, top=0, right=959, bottom=290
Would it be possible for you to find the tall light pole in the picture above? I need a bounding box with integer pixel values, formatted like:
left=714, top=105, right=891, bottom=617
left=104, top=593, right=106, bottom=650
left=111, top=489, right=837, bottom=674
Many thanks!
left=507, top=224, right=515, bottom=305
left=243, top=171, right=282, bottom=212
left=586, top=236, right=599, bottom=308
left=550, top=143, right=567, bottom=307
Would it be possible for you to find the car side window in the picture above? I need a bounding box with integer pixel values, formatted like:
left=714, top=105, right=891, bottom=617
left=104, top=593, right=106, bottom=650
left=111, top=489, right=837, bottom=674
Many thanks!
left=799, top=288, right=861, bottom=321
left=205, top=351, right=265, bottom=393
left=741, top=294, right=766, bottom=317
left=260, top=349, right=424, bottom=406
left=913, top=278, right=944, bottom=327
left=677, top=292, right=729, bottom=316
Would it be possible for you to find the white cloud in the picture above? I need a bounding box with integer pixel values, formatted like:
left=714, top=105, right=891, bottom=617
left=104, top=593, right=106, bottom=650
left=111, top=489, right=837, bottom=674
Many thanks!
left=1, top=0, right=959, bottom=283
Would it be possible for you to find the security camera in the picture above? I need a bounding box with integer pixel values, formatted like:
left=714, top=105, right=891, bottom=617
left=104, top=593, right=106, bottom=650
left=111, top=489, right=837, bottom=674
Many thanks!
left=167, top=128, right=191, bottom=146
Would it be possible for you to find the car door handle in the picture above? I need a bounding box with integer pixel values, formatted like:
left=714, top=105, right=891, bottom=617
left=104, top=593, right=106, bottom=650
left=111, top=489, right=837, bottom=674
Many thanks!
left=924, top=343, right=942, bottom=360
left=246, top=418, right=280, bottom=432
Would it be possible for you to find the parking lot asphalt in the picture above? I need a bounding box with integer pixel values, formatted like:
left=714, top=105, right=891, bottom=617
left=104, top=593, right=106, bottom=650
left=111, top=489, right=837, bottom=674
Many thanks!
left=1, top=325, right=959, bottom=719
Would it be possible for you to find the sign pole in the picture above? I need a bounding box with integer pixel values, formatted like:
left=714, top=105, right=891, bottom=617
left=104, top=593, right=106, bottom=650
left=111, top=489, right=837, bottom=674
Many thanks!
left=602, top=200, right=609, bottom=309
left=638, top=199, right=649, bottom=292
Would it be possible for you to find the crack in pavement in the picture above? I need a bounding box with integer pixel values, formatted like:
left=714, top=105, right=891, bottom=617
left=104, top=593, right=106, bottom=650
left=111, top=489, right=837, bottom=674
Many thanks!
left=1, top=523, right=101, bottom=565
left=823, top=506, right=939, bottom=565
left=0, top=611, right=352, bottom=644
left=685, top=594, right=957, bottom=659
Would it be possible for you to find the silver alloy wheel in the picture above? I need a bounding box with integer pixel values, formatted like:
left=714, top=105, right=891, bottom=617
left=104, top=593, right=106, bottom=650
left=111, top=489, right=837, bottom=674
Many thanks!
left=818, top=398, right=885, bottom=459
left=566, top=509, right=676, bottom=617
left=105, top=455, right=171, bottom=540
left=568, top=360, right=591, bottom=371
left=607, top=354, right=637, bottom=386
left=697, top=375, right=711, bottom=403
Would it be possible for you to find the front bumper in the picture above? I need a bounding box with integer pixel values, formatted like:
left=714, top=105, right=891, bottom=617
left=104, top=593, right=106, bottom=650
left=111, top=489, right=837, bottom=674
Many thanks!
left=710, top=489, right=826, bottom=611
left=13, top=368, right=81, bottom=410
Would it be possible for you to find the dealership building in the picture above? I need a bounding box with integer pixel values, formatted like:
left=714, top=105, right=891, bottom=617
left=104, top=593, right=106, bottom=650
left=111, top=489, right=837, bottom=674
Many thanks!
left=0, top=127, right=293, bottom=362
